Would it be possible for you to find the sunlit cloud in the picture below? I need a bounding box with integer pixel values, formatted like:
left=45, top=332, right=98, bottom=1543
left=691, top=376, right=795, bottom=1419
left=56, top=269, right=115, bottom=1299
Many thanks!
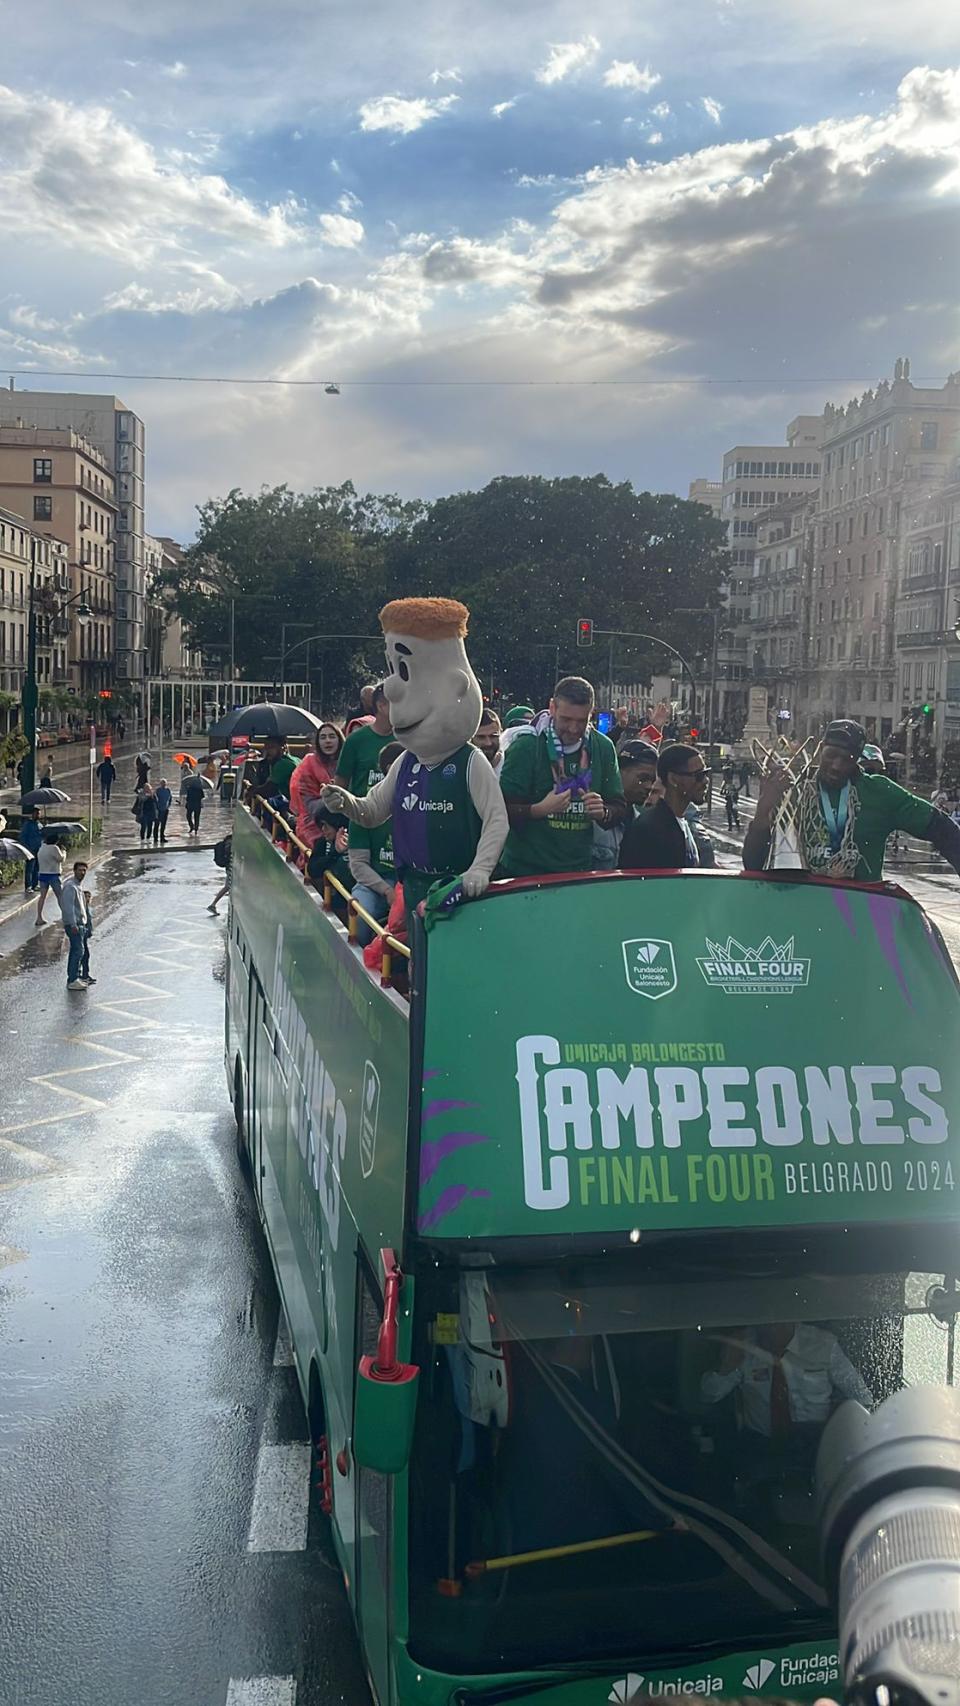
left=535, top=35, right=600, bottom=86
left=603, top=60, right=661, bottom=92
left=358, top=92, right=459, bottom=134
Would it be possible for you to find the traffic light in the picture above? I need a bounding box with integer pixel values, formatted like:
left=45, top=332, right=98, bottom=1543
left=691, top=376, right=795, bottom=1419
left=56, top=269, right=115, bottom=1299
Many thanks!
left=577, top=618, right=594, bottom=648
left=99, top=689, right=112, bottom=699
left=689, top=727, right=699, bottom=742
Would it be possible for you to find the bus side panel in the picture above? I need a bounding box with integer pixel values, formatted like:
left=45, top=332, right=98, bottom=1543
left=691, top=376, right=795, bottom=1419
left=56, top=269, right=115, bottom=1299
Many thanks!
left=230, top=810, right=411, bottom=1599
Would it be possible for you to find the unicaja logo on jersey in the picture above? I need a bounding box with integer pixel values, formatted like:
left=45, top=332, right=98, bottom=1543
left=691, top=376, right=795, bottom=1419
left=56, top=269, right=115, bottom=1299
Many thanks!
left=742, top=1659, right=776, bottom=1690
left=609, top=1677, right=644, bottom=1703
left=697, top=936, right=810, bottom=995
left=402, top=792, right=419, bottom=811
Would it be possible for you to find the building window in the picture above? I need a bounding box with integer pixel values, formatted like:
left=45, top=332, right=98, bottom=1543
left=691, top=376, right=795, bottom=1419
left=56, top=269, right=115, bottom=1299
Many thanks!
left=882, top=423, right=891, bottom=447
left=33, top=457, right=52, bottom=483
left=920, top=422, right=939, bottom=452
left=33, top=496, right=52, bottom=521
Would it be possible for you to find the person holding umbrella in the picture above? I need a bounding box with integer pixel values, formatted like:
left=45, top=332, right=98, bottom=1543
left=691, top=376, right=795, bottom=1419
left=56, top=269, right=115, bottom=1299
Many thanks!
left=184, top=768, right=206, bottom=834
left=19, top=807, right=43, bottom=894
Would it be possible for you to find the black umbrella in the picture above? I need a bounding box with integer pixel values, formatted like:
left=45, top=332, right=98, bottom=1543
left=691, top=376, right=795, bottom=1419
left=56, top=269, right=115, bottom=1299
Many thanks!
left=208, top=702, right=321, bottom=744
left=44, top=821, right=86, bottom=836
left=21, top=786, right=71, bottom=808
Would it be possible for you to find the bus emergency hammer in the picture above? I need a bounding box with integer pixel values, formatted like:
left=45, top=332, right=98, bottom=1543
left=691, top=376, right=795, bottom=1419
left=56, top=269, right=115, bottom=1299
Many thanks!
left=354, top=1250, right=420, bottom=1475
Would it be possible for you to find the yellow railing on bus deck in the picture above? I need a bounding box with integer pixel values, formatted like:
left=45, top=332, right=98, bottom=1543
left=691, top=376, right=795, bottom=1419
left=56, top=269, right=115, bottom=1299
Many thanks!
left=242, top=788, right=411, bottom=979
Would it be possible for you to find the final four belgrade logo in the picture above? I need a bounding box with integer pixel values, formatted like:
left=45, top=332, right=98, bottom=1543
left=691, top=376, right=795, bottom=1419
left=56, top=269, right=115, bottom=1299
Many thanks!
left=696, top=935, right=810, bottom=995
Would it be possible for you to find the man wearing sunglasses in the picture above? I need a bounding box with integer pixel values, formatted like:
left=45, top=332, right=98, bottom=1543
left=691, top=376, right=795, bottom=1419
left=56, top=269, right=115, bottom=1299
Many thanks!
left=619, top=743, right=716, bottom=870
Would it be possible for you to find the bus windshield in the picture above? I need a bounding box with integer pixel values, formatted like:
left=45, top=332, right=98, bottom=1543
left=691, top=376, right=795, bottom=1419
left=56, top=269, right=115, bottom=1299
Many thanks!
left=408, top=1242, right=958, bottom=1673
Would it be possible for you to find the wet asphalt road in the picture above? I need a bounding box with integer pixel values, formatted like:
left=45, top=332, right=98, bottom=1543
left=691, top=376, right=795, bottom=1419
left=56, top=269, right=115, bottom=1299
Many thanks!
left=0, top=852, right=369, bottom=1706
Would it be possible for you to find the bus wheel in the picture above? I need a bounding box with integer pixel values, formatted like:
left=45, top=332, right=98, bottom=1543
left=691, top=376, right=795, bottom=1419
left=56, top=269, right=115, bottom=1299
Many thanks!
left=234, top=1058, right=250, bottom=1176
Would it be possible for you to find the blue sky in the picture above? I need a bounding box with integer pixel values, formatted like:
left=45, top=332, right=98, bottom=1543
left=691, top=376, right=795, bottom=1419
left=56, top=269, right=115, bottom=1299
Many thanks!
left=1, top=0, right=958, bottom=540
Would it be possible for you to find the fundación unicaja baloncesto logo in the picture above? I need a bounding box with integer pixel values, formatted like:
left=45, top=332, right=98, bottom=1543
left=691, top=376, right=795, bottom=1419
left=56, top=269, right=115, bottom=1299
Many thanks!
left=622, top=938, right=678, bottom=1000
left=742, top=1658, right=777, bottom=1690
left=608, top=1675, right=644, bottom=1703
left=696, top=935, right=810, bottom=995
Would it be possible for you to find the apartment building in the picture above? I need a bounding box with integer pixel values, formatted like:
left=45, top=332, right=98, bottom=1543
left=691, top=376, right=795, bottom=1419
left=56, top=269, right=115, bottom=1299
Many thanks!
left=1, top=389, right=146, bottom=694
left=687, top=478, right=723, bottom=518
left=801, top=360, right=960, bottom=743
left=711, top=418, right=823, bottom=727
left=0, top=426, right=116, bottom=695
left=0, top=509, right=71, bottom=726
left=748, top=493, right=816, bottom=737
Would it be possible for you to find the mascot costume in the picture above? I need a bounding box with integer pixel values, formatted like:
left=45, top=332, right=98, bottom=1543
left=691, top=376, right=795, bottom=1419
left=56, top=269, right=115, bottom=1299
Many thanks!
left=321, top=598, right=508, bottom=921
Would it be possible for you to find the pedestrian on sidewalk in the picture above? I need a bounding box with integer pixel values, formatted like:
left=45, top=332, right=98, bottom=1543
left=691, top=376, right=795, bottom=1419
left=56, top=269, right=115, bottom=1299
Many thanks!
left=135, top=750, right=151, bottom=791
left=39, top=757, right=54, bottom=788
left=35, top=833, right=66, bottom=926
left=97, top=755, right=117, bottom=805
left=208, top=834, right=232, bottom=913
left=155, top=778, right=172, bottom=844
left=138, top=783, right=159, bottom=844
left=60, top=859, right=94, bottom=989
left=117, top=716, right=126, bottom=741
left=20, top=807, right=43, bottom=893
left=184, top=772, right=205, bottom=834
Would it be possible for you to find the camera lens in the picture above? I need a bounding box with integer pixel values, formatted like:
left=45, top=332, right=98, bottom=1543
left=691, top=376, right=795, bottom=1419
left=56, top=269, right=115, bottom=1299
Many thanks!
left=816, top=1387, right=960, bottom=1706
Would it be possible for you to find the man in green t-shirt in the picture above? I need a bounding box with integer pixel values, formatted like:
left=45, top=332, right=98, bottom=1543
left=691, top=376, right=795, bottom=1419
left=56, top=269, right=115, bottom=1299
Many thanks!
left=499, top=676, right=626, bottom=877
left=743, top=717, right=960, bottom=882
left=334, top=684, right=393, bottom=798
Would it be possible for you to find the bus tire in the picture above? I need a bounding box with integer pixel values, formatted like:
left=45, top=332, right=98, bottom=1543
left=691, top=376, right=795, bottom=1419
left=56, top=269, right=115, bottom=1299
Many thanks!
left=234, top=1057, right=250, bottom=1177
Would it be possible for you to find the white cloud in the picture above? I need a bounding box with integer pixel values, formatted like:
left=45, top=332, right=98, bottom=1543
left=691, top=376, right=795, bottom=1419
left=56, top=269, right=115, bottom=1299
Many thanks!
left=161, top=61, right=188, bottom=78
left=319, top=212, right=365, bottom=248
left=647, top=131, right=663, bottom=144
left=429, top=67, right=461, bottom=85
left=337, top=189, right=362, bottom=213
left=0, top=84, right=302, bottom=254
left=603, top=60, right=661, bottom=93
left=702, top=95, right=723, bottom=124
left=357, top=92, right=459, bottom=135
left=652, top=101, right=671, bottom=118
left=491, top=98, right=518, bottom=118
left=535, top=35, right=600, bottom=86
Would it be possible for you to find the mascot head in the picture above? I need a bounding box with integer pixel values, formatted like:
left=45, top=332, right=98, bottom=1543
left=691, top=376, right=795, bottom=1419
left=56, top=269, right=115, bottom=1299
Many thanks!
left=379, top=597, right=483, bottom=768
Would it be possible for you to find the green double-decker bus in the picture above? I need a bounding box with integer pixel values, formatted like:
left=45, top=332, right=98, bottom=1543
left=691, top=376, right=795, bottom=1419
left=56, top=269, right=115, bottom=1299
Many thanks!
left=226, top=800, right=960, bottom=1706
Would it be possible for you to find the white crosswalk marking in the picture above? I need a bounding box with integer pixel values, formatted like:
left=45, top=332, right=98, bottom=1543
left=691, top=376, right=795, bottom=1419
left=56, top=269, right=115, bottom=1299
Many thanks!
left=246, top=1442, right=311, bottom=1552
left=226, top=1679, right=297, bottom=1705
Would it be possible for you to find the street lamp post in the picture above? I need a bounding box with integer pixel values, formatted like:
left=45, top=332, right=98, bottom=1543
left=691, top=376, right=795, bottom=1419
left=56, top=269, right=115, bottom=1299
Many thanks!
left=591, top=626, right=699, bottom=722
left=676, top=607, right=722, bottom=759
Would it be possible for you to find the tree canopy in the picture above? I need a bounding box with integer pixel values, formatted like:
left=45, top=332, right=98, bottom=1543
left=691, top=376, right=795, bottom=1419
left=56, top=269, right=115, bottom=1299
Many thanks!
left=163, top=474, right=728, bottom=713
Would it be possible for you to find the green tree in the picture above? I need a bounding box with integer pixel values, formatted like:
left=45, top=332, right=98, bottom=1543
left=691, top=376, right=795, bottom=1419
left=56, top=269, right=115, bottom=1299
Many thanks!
left=390, top=475, right=728, bottom=703
left=162, top=483, right=424, bottom=710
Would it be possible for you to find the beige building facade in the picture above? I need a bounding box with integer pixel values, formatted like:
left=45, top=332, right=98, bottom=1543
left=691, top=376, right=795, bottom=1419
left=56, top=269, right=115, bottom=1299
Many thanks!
left=2, top=389, right=146, bottom=692
left=0, top=426, right=117, bottom=695
left=799, top=361, right=960, bottom=742
left=0, top=509, right=71, bottom=725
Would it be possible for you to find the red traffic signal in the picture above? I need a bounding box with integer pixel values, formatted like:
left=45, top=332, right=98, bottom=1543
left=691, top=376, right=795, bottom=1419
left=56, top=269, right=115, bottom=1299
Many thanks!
left=99, top=689, right=112, bottom=699
left=577, top=618, right=594, bottom=647
left=689, top=728, right=699, bottom=741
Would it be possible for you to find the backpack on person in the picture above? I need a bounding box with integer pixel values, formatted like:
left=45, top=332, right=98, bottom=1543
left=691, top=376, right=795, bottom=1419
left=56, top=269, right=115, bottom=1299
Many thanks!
left=213, top=835, right=232, bottom=869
